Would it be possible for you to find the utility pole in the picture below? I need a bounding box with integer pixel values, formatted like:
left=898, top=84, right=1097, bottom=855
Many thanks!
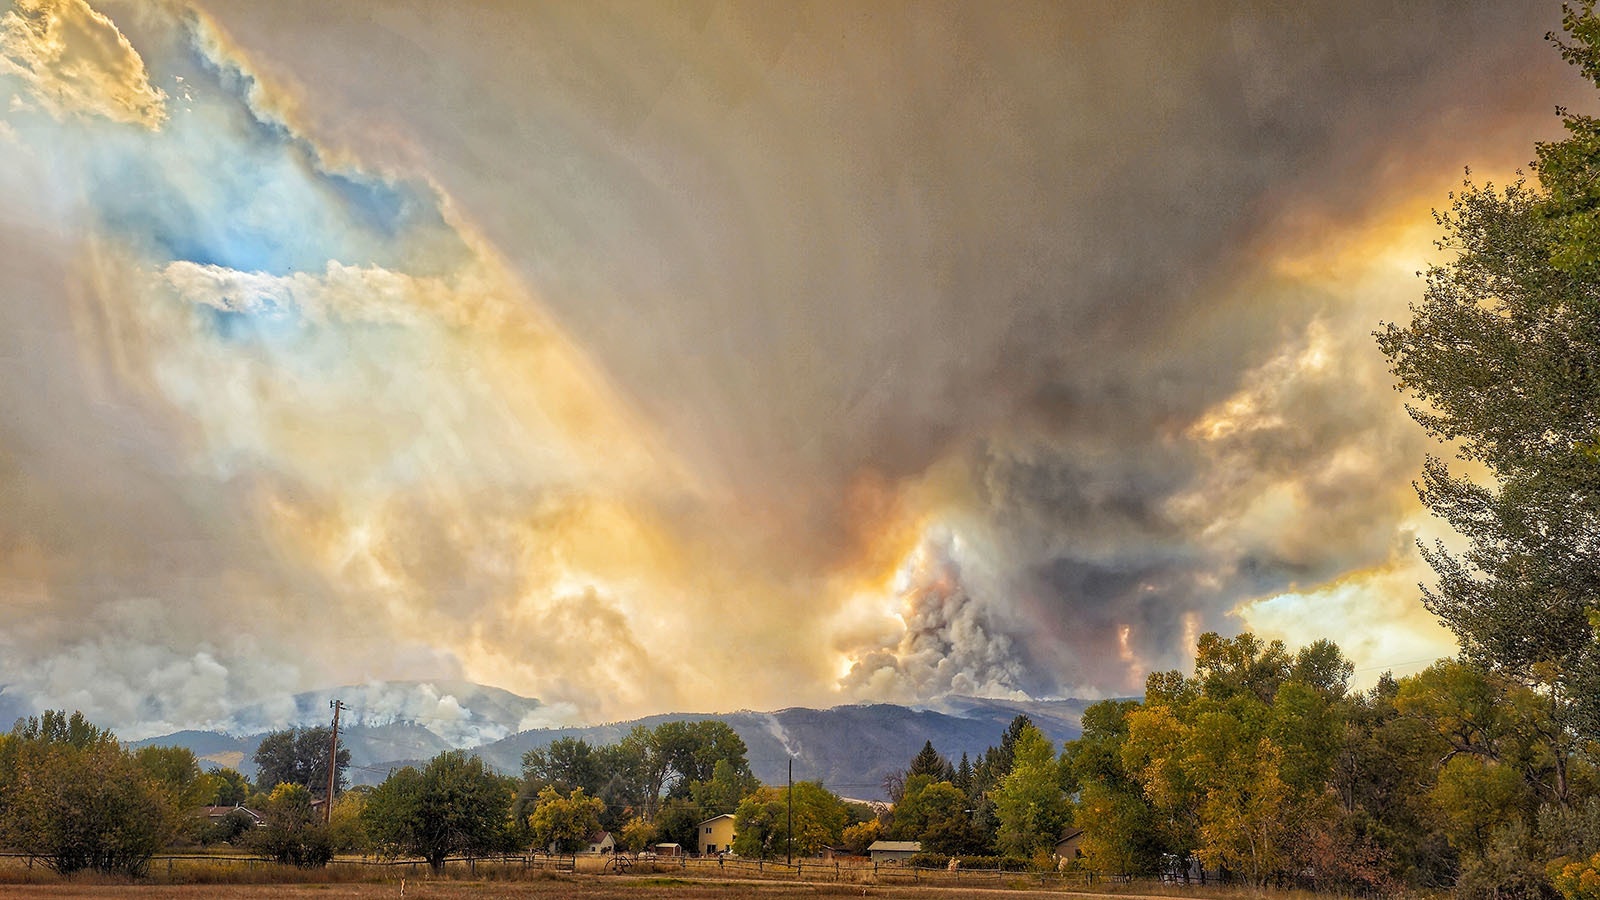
left=786, top=757, right=793, bottom=865
left=325, top=699, right=344, bottom=824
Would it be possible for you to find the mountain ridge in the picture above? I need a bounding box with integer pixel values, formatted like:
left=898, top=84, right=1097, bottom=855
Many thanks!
left=102, top=684, right=1101, bottom=800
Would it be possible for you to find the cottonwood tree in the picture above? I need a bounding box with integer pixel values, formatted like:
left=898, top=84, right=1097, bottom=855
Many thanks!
left=526, top=786, right=603, bottom=853
left=1377, top=2, right=1600, bottom=747
left=252, top=726, right=351, bottom=799
left=732, top=782, right=849, bottom=859
left=362, top=751, right=514, bottom=871
left=992, top=724, right=1069, bottom=858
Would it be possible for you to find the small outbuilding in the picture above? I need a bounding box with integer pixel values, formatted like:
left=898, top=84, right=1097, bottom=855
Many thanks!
left=1054, top=827, right=1085, bottom=862
left=653, top=842, right=684, bottom=857
left=867, top=840, right=921, bottom=864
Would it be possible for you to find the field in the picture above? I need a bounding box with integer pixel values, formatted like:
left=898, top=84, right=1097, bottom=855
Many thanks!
left=0, top=878, right=1234, bottom=900
left=0, top=854, right=1352, bottom=900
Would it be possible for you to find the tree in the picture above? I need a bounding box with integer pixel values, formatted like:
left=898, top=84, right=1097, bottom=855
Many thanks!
left=618, top=815, right=656, bottom=852
left=1376, top=3, right=1600, bottom=742
left=210, top=767, right=251, bottom=806
left=253, top=726, right=351, bottom=799
left=248, top=783, right=334, bottom=867
left=890, top=775, right=979, bottom=853
left=842, top=819, right=883, bottom=855
left=0, top=711, right=176, bottom=876
left=691, top=758, right=758, bottom=815
left=733, top=782, right=849, bottom=859
left=526, top=786, right=603, bottom=853
left=134, top=745, right=216, bottom=812
left=1064, top=700, right=1166, bottom=875
left=992, top=724, right=1069, bottom=858
left=657, top=720, right=753, bottom=789
left=520, top=737, right=602, bottom=796
left=908, top=740, right=955, bottom=782
left=362, top=751, right=514, bottom=871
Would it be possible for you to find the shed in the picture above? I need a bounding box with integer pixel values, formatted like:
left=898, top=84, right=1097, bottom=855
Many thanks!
left=1054, top=828, right=1085, bottom=861
left=867, top=840, right=921, bottom=864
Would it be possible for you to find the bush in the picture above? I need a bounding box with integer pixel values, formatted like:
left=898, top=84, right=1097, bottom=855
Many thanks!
left=0, top=712, right=177, bottom=877
left=248, top=784, right=334, bottom=868
left=1551, top=852, right=1600, bottom=900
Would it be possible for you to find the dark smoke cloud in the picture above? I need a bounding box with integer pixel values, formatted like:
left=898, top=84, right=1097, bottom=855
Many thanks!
left=0, top=0, right=1589, bottom=731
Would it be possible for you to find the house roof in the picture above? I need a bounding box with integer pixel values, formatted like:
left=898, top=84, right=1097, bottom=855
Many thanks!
left=868, top=841, right=922, bottom=852
left=696, top=813, right=736, bottom=827
left=586, top=831, right=612, bottom=844
left=200, top=806, right=261, bottom=820
left=1056, top=828, right=1085, bottom=843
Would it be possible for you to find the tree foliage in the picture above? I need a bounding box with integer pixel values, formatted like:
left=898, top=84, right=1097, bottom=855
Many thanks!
left=362, top=751, right=514, bottom=871
left=247, top=783, right=334, bottom=867
left=526, top=786, right=603, bottom=853
left=252, top=726, right=351, bottom=799
left=1377, top=6, right=1600, bottom=741
left=992, top=724, right=1069, bottom=858
left=732, top=782, right=848, bottom=859
left=0, top=711, right=177, bottom=877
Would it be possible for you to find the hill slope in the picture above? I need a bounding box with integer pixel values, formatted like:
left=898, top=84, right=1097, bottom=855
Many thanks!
left=122, top=685, right=1095, bottom=798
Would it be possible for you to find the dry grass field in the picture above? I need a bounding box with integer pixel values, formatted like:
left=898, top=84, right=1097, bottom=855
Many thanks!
left=0, top=855, right=1363, bottom=900
left=0, top=878, right=1233, bottom=900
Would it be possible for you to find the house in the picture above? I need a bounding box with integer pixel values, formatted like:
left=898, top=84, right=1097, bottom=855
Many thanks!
left=584, top=831, right=615, bottom=854
left=1054, top=828, right=1085, bottom=862
left=199, top=805, right=263, bottom=827
left=697, top=813, right=736, bottom=855
left=867, top=840, right=921, bottom=864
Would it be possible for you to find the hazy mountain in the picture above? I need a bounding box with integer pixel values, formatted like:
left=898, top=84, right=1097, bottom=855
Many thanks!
left=121, top=683, right=1096, bottom=798
left=473, top=697, right=1092, bottom=799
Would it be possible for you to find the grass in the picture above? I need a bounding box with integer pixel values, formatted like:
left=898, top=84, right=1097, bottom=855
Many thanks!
left=0, top=855, right=1423, bottom=900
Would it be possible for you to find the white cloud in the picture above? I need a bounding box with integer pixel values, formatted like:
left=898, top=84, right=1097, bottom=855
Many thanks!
left=0, top=0, right=166, bottom=127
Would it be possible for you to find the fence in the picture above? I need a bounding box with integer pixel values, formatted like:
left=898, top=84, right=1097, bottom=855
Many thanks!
left=0, top=850, right=1161, bottom=891
left=643, top=854, right=1129, bottom=890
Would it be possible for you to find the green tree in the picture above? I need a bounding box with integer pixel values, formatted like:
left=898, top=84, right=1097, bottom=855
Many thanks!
left=248, top=783, right=334, bottom=867
left=732, top=782, right=848, bottom=859
left=252, top=726, right=351, bottom=799
left=362, top=751, right=514, bottom=871
left=1376, top=2, right=1600, bottom=747
left=908, top=740, right=955, bottom=781
left=691, top=757, right=758, bottom=815
left=520, top=737, right=602, bottom=796
left=1064, top=700, right=1166, bottom=875
left=650, top=796, right=705, bottom=851
left=526, top=786, right=603, bottom=853
left=992, top=724, right=1069, bottom=858
left=328, top=787, right=371, bottom=854
left=890, top=776, right=978, bottom=853
left=658, top=720, right=753, bottom=789
left=0, top=711, right=176, bottom=876
left=210, top=767, right=251, bottom=806
left=134, top=745, right=216, bottom=812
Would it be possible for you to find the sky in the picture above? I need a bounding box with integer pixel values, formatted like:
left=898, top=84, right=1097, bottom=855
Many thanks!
left=0, top=0, right=1587, bottom=740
